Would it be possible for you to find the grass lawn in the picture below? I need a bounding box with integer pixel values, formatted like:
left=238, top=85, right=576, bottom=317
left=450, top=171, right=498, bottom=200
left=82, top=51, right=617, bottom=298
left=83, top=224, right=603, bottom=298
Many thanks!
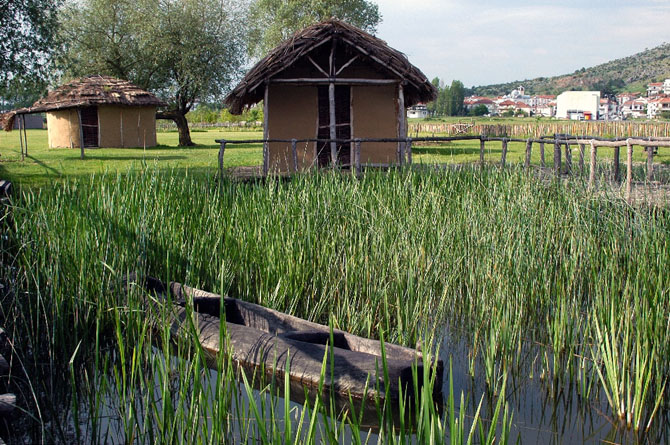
left=2, top=128, right=669, bottom=188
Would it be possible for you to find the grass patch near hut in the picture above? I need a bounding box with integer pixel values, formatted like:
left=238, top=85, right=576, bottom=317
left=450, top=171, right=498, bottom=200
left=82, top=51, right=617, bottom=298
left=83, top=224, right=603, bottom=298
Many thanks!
left=0, top=166, right=669, bottom=442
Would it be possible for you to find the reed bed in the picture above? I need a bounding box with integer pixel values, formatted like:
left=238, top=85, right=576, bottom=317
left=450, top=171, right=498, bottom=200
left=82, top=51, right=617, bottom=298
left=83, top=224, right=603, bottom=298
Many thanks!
left=0, top=166, right=668, bottom=443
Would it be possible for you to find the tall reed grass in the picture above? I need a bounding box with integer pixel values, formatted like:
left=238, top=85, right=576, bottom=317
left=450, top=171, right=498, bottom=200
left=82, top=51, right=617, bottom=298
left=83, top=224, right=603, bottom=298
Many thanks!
left=0, top=165, right=668, bottom=442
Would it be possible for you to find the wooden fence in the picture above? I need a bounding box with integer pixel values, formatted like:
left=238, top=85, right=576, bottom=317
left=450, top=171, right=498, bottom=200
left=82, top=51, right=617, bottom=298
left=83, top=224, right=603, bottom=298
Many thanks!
left=216, top=135, right=670, bottom=203
left=409, top=121, right=670, bottom=139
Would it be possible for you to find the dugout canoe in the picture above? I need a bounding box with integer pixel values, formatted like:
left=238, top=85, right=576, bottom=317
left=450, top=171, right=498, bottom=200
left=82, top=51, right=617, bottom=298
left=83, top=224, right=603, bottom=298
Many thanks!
left=130, top=275, right=443, bottom=407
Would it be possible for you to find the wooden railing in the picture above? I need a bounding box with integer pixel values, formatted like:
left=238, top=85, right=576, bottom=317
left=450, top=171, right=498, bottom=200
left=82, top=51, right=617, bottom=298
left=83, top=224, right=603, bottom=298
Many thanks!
left=215, top=135, right=670, bottom=202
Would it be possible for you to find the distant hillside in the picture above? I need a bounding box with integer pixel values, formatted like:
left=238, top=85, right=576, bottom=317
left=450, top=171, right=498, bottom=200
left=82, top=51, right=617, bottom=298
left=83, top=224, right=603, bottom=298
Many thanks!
left=472, top=43, right=670, bottom=97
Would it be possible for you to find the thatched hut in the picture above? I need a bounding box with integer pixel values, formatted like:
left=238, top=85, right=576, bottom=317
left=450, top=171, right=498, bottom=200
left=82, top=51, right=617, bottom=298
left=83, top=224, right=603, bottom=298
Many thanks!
left=225, top=20, right=437, bottom=173
left=1, top=75, right=166, bottom=148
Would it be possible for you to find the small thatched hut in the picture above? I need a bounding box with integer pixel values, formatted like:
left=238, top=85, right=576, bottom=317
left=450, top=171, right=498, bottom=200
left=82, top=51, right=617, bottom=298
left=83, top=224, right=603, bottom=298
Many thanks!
left=225, top=20, right=437, bottom=173
left=1, top=75, right=166, bottom=148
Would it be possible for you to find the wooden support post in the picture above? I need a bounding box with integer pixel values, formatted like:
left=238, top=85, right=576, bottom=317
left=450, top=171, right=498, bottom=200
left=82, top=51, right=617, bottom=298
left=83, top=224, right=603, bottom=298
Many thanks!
left=479, top=136, right=485, bottom=165
left=554, top=140, right=561, bottom=175
left=291, top=139, right=298, bottom=173
left=613, top=146, right=620, bottom=182
left=646, top=146, right=654, bottom=182
left=524, top=139, right=532, bottom=170
left=539, top=141, right=545, bottom=167
left=564, top=143, right=572, bottom=174
left=500, top=138, right=508, bottom=167
left=18, top=115, right=24, bottom=161
left=398, top=84, right=406, bottom=165
left=328, top=82, right=337, bottom=167
left=263, top=84, right=269, bottom=175
left=407, top=138, right=413, bottom=164
left=77, top=109, right=85, bottom=159
left=579, top=143, right=585, bottom=171
left=589, top=141, right=597, bottom=188
left=218, top=140, right=226, bottom=181
left=354, top=139, right=362, bottom=175
left=626, top=141, right=633, bottom=202
left=21, top=115, right=28, bottom=157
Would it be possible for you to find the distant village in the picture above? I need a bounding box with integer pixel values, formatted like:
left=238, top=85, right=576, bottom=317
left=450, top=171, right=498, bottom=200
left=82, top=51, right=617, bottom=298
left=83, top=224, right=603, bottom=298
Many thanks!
left=407, top=79, right=670, bottom=121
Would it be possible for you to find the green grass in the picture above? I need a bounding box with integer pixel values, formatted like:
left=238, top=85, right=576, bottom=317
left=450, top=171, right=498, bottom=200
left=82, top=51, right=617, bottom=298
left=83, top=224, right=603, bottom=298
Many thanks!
left=1, top=167, right=669, bottom=442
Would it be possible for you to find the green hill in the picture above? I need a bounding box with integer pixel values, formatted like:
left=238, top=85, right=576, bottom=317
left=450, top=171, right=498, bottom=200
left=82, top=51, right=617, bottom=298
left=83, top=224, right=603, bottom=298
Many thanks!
left=472, top=43, right=670, bottom=96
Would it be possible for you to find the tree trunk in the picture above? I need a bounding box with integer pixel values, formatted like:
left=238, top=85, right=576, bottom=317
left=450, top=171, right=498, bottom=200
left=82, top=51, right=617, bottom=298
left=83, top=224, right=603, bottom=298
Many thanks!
left=156, top=110, right=194, bottom=146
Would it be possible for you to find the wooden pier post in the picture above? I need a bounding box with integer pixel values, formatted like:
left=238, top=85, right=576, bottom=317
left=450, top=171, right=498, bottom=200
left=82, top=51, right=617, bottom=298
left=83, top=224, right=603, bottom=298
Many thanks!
left=539, top=141, right=545, bottom=167
left=626, top=141, right=633, bottom=202
left=406, top=138, right=413, bottom=164
left=218, top=140, right=226, bottom=181
left=613, top=146, right=621, bottom=182
left=291, top=139, right=298, bottom=172
left=646, top=146, right=654, bottom=182
left=479, top=136, right=485, bottom=165
left=524, top=139, right=532, bottom=170
left=553, top=140, right=561, bottom=175
left=354, top=139, right=362, bottom=175
left=501, top=138, right=508, bottom=167
left=263, top=84, right=269, bottom=175
left=579, top=143, right=585, bottom=171
left=564, top=142, right=572, bottom=174
left=589, top=141, right=597, bottom=188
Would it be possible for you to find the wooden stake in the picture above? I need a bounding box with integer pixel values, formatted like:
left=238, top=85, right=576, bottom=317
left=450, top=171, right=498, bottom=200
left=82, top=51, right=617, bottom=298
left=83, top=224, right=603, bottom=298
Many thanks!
left=564, top=143, right=572, bottom=174
left=646, top=146, right=654, bottom=182
left=18, top=115, right=24, bottom=161
left=589, top=141, right=597, bottom=188
left=613, top=146, right=620, bottom=182
left=21, top=115, right=28, bottom=157
left=524, top=138, right=532, bottom=170
left=77, top=109, right=85, bottom=159
left=554, top=140, right=561, bottom=175
left=579, top=143, right=585, bottom=171
left=263, top=84, right=269, bottom=175
left=407, top=138, right=413, bottom=164
left=291, top=139, right=298, bottom=172
left=328, top=82, right=337, bottom=167
left=398, top=84, right=406, bottom=165
left=354, top=139, right=361, bottom=175
left=501, top=138, right=508, bottom=167
left=626, top=141, right=633, bottom=202
left=480, top=136, right=485, bottom=165
left=539, top=141, right=545, bottom=167
left=218, top=140, right=226, bottom=181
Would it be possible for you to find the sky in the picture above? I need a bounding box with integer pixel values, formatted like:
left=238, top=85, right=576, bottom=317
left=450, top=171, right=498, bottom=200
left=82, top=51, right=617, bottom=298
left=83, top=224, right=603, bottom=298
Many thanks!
left=373, top=0, right=670, bottom=88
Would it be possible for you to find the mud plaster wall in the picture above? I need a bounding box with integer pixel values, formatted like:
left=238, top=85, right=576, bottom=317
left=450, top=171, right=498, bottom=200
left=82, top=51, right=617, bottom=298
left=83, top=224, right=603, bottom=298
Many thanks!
left=267, top=85, right=317, bottom=172
left=351, top=84, right=399, bottom=164
left=46, top=109, right=80, bottom=148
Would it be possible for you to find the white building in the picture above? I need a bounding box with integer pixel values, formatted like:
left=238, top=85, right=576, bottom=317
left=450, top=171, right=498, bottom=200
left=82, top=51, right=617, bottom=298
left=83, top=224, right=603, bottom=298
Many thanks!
left=664, top=79, right=670, bottom=95
left=647, top=82, right=664, bottom=97
left=407, top=104, right=429, bottom=119
left=556, top=91, right=601, bottom=119
left=621, top=98, right=647, bottom=119
left=647, top=97, right=670, bottom=119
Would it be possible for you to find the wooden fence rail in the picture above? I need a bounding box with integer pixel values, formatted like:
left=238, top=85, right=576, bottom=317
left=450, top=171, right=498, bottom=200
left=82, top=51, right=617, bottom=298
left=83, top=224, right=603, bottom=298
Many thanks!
left=216, top=134, right=670, bottom=203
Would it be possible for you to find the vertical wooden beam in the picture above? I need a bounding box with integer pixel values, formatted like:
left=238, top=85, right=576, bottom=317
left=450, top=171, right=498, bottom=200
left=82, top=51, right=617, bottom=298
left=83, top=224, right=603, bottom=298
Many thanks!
left=397, top=84, right=406, bottom=165
left=77, top=109, right=85, bottom=159
left=553, top=140, right=561, bottom=175
left=21, top=115, right=28, bottom=157
left=589, top=141, right=597, bottom=188
left=291, top=139, right=298, bottom=173
left=18, top=115, right=25, bottom=161
left=539, top=141, right=545, bottom=167
left=500, top=138, right=508, bottom=167
left=354, top=139, right=361, bottom=175
left=564, top=142, right=572, bottom=174
left=263, top=84, right=269, bottom=175
left=524, top=138, right=532, bottom=170
left=407, top=137, right=413, bottom=165
left=328, top=82, right=337, bottom=167
left=479, top=136, right=485, bottom=165
left=218, top=140, right=226, bottom=182
left=578, top=143, right=585, bottom=171
left=646, top=146, right=654, bottom=182
left=613, top=146, right=620, bottom=182
left=626, top=141, right=633, bottom=202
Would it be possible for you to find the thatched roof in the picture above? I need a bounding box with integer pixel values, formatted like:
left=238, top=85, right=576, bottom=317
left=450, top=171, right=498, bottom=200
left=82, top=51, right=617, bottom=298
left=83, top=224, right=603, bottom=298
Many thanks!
left=2, top=75, right=166, bottom=131
left=225, top=19, right=437, bottom=114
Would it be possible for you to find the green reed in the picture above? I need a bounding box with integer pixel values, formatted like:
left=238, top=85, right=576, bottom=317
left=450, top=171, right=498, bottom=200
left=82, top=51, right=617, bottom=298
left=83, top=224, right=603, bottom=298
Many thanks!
left=0, top=165, right=668, bottom=442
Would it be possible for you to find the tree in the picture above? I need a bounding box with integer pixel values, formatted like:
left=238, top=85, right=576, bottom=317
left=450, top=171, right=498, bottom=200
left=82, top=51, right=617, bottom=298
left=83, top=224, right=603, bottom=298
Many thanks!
left=57, top=0, right=247, bottom=146
left=0, top=0, right=60, bottom=106
left=447, top=80, right=465, bottom=116
left=470, top=104, right=488, bottom=116
left=248, top=0, right=381, bottom=57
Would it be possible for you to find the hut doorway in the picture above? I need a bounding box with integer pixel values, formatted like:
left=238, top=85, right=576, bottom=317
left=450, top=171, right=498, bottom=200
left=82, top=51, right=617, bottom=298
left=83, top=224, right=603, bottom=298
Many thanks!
left=80, top=106, right=99, bottom=148
left=316, top=85, right=351, bottom=168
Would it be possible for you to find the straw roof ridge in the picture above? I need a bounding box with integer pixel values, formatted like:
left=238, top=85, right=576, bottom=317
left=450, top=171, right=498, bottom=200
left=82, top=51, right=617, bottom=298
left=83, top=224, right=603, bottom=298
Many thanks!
left=2, top=75, right=166, bottom=131
left=225, top=19, right=437, bottom=114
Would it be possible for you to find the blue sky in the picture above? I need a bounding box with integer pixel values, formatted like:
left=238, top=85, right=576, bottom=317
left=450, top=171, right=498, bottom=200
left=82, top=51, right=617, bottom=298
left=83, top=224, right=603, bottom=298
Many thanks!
left=373, top=0, right=670, bottom=87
